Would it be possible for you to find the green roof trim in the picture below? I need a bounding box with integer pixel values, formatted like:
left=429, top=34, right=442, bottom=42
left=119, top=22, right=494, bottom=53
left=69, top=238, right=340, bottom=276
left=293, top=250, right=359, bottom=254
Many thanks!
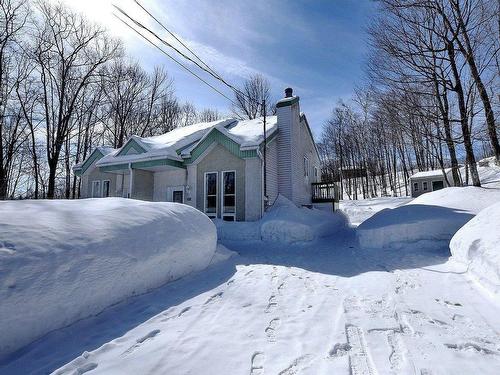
left=276, top=97, right=299, bottom=108
left=78, top=149, right=104, bottom=175
left=99, top=163, right=130, bottom=172
left=184, top=128, right=257, bottom=164
left=132, top=158, right=186, bottom=169
left=116, top=138, right=147, bottom=156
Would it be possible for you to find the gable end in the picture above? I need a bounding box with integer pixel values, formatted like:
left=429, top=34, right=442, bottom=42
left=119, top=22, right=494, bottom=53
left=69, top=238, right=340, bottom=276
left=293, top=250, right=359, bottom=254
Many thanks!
left=116, top=138, right=147, bottom=156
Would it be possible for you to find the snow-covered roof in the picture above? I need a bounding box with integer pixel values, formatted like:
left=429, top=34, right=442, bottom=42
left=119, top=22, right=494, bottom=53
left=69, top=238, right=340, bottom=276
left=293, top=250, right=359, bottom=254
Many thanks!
left=411, top=168, right=452, bottom=179
left=96, top=146, right=116, bottom=156
left=95, top=117, right=277, bottom=167
left=73, top=146, right=115, bottom=170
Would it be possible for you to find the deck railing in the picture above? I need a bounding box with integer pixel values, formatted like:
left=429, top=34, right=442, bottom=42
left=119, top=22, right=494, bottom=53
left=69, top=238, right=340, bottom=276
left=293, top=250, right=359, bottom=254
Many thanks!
left=311, top=182, right=339, bottom=203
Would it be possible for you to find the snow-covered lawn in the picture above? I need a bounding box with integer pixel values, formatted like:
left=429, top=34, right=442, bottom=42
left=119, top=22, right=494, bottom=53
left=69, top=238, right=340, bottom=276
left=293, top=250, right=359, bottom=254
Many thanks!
left=2, top=159, right=500, bottom=375
left=450, top=201, right=500, bottom=296
left=357, top=187, right=500, bottom=250
left=3, top=231, right=498, bottom=374
left=339, top=196, right=412, bottom=226
left=217, top=195, right=348, bottom=243
left=1, top=191, right=499, bottom=374
left=0, top=198, right=217, bottom=359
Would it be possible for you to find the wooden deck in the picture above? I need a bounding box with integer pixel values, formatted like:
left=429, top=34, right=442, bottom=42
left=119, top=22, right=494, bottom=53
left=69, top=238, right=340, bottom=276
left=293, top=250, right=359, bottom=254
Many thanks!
left=311, top=182, right=339, bottom=203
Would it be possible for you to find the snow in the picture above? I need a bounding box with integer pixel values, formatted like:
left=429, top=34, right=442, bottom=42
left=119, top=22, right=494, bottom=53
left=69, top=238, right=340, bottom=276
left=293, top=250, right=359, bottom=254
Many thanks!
left=6, top=222, right=499, bottom=374
left=2, top=163, right=500, bottom=374
left=411, top=168, right=451, bottom=178
left=339, top=196, right=413, bottom=227
left=216, top=195, right=349, bottom=243
left=95, top=117, right=278, bottom=167
left=0, top=198, right=217, bottom=359
left=223, top=116, right=278, bottom=149
left=357, top=186, right=500, bottom=249
left=450, top=201, right=500, bottom=295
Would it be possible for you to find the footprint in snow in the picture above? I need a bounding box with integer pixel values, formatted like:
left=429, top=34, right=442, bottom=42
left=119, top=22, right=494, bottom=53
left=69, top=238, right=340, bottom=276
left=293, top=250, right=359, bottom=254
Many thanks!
left=75, top=362, right=98, bottom=374
left=122, top=329, right=161, bottom=356
left=444, top=342, right=498, bottom=355
left=177, top=306, right=191, bottom=317
left=265, top=318, right=281, bottom=342
left=204, top=291, right=223, bottom=305
left=137, top=329, right=161, bottom=344
left=265, top=295, right=277, bottom=313
left=250, top=351, right=265, bottom=375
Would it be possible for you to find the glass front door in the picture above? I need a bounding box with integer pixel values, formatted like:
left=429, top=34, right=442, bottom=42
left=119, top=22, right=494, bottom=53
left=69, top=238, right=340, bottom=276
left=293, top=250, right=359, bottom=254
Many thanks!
left=173, top=190, right=183, bottom=203
left=222, top=171, right=236, bottom=221
left=205, top=172, right=218, bottom=218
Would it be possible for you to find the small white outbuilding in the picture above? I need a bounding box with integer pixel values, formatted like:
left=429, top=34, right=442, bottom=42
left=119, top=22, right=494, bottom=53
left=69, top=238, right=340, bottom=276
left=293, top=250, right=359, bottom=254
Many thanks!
left=409, top=168, right=456, bottom=197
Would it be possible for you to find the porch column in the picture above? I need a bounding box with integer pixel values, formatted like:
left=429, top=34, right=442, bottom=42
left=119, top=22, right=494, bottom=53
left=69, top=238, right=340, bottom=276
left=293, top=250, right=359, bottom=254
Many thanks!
left=129, top=164, right=134, bottom=199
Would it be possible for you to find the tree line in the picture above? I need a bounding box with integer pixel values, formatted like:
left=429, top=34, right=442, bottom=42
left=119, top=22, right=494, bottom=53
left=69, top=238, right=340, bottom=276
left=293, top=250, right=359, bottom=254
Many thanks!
left=0, top=0, right=237, bottom=200
left=320, top=0, right=499, bottom=199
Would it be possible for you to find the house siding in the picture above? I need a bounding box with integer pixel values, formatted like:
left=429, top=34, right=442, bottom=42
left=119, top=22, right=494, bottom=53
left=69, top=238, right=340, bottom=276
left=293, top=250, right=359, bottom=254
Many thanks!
left=245, top=157, right=263, bottom=221
left=293, top=117, right=320, bottom=205
left=410, top=171, right=454, bottom=198
left=265, top=138, right=279, bottom=206
left=275, top=100, right=320, bottom=206
left=276, top=103, right=294, bottom=200
left=81, top=165, right=118, bottom=198
left=132, top=169, right=153, bottom=201
left=153, top=169, right=187, bottom=202
left=195, top=143, right=246, bottom=221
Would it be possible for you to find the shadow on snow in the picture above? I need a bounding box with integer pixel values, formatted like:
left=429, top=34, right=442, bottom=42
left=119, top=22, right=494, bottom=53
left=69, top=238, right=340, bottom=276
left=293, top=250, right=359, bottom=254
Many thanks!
left=0, top=205, right=473, bottom=374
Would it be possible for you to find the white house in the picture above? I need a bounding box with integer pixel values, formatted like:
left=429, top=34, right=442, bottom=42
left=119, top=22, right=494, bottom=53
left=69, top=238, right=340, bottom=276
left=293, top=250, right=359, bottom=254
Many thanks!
left=409, top=168, right=457, bottom=198
left=74, top=88, right=334, bottom=221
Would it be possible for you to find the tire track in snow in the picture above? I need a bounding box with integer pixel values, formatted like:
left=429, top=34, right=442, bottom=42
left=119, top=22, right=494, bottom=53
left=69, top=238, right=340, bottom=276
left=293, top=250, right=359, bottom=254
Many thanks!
left=277, top=354, right=314, bottom=374
left=345, top=324, right=377, bottom=375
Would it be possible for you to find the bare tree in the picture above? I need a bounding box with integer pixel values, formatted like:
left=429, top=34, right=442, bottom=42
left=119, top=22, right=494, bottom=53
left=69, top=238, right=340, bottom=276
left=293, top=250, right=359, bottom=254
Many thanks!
left=32, top=0, right=120, bottom=198
left=179, top=102, right=197, bottom=127
left=197, top=108, right=223, bottom=123
left=0, top=0, right=29, bottom=199
left=233, top=73, right=272, bottom=119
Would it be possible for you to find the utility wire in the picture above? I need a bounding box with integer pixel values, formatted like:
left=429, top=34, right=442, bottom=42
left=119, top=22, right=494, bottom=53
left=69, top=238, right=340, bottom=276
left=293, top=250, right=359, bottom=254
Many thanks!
left=134, top=0, right=222, bottom=81
left=117, top=2, right=260, bottom=106
left=113, top=12, right=238, bottom=106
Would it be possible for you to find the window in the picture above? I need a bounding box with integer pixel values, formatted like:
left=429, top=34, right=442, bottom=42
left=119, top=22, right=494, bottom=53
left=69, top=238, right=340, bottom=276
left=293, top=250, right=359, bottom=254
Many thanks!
left=314, top=167, right=319, bottom=182
left=173, top=190, right=184, bottom=203
left=423, top=181, right=428, bottom=191
left=432, top=180, right=444, bottom=191
left=204, top=172, right=218, bottom=218
left=413, top=182, right=419, bottom=192
left=91, top=180, right=101, bottom=198
left=102, top=180, right=110, bottom=198
left=304, top=157, right=309, bottom=177
left=222, top=171, right=236, bottom=220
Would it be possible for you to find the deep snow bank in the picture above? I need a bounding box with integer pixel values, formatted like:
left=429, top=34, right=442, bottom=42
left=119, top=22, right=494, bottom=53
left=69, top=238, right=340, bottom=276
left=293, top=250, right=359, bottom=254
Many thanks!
left=0, top=198, right=217, bottom=359
left=357, top=187, right=500, bottom=249
left=450, top=202, right=500, bottom=295
left=339, top=196, right=413, bottom=227
left=217, top=195, right=349, bottom=243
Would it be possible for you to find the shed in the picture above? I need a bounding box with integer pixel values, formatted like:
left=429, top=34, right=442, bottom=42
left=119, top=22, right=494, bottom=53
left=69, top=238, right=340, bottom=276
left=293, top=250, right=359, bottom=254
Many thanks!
left=409, top=168, right=456, bottom=198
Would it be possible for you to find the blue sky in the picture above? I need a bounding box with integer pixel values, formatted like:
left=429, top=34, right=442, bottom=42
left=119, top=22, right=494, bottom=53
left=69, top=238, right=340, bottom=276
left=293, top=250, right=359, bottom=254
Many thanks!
left=57, top=0, right=376, bottom=138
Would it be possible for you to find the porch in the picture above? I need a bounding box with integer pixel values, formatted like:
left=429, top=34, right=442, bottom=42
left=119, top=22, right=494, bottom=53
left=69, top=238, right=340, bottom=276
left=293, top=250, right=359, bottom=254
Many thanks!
left=311, top=182, right=339, bottom=211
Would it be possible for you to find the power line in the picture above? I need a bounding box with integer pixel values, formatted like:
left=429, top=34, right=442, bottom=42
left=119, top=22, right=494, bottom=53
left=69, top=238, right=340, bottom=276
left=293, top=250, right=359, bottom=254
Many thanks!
left=134, top=0, right=222, bottom=81
left=113, top=12, right=238, bottom=106
left=116, top=2, right=258, bottom=105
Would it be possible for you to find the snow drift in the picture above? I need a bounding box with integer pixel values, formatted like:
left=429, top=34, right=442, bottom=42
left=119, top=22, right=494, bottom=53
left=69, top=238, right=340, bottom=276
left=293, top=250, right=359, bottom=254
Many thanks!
left=217, top=195, right=349, bottom=243
left=450, top=201, right=500, bottom=295
left=0, top=198, right=217, bottom=359
left=357, top=187, right=500, bottom=249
